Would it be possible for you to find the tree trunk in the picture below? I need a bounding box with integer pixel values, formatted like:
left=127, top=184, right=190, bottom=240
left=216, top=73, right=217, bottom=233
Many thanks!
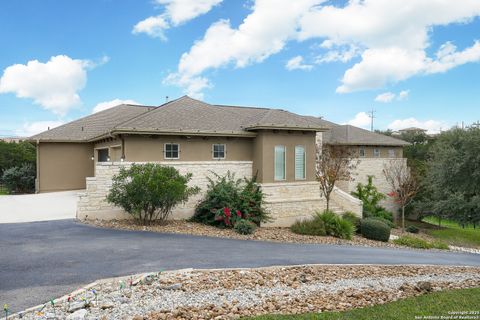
left=402, top=205, right=405, bottom=232
left=326, top=194, right=330, bottom=211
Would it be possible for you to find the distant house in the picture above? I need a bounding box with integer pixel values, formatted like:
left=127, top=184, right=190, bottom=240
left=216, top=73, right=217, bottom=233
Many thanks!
left=30, top=96, right=408, bottom=226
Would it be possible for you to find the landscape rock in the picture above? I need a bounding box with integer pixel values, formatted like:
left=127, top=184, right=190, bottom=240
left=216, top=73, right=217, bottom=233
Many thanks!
left=66, top=309, right=88, bottom=320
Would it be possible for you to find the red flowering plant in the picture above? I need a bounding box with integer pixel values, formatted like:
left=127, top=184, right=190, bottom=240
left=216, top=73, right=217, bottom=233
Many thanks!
left=214, top=207, right=243, bottom=227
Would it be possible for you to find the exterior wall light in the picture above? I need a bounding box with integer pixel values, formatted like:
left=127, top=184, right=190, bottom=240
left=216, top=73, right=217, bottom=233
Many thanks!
left=91, top=156, right=94, bottom=161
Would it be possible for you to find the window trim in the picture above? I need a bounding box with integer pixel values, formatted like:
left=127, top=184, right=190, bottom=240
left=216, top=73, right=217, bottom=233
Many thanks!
left=373, top=147, right=381, bottom=158
left=358, top=146, right=366, bottom=158
left=212, top=143, right=226, bottom=160
left=164, top=143, right=180, bottom=160
left=274, top=145, right=286, bottom=181
left=294, top=145, right=306, bottom=180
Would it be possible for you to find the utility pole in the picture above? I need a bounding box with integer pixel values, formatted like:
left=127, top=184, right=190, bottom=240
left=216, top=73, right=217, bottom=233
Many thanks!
left=368, top=108, right=376, bottom=132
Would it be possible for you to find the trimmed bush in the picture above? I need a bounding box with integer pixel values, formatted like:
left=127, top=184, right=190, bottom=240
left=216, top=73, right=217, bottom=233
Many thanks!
left=290, top=218, right=326, bottom=236
left=370, top=216, right=395, bottom=229
left=393, top=235, right=448, bottom=250
left=406, top=225, right=420, bottom=233
left=234, top=219, right=257, bottom=235
left=342, top=212, right=361, bottom=233
left=360, top=218, right=391, bottom=242
left=192, top=172, right=270, bottom=226
left=316, top=210, right=354, bottom=240
left=107, top=164, right=200, bottom=225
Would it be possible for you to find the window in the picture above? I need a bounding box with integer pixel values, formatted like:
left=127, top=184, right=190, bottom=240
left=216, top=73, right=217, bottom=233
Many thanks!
left=97, top=149, right=109, bottom=162
left=274, top=146, right=286, bottom=181
left=164, top=143, right=179, bottom=159
left=373, top=148, right=380, bottom=157
left=212, top=144, right=226, bottom=159
left=295, top=145, right=306, bottom=180
left=359, top=147, right=366, bottom=157
left=388, top=149, right=396, bottom=158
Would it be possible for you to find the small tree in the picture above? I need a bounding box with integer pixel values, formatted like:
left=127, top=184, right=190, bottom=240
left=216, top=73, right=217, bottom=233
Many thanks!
left=107, top=163, right=200, bottom=225
left=316, top=145, right=358, bottom=210
left=383, top=160, right=418, bottom=232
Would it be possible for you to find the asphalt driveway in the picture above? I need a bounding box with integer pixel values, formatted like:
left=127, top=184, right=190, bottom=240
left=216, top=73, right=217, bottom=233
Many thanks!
left=1, top=220, right=480, bottom=313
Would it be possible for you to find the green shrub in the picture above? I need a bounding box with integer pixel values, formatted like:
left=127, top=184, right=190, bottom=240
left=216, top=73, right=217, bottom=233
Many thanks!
left=393, top=235, right=449, bottom=250
left=290, top=218, right=326, bottom=236
left=234, top=219, right=257, bottom=235
left=370, top=216, right=395, bottom=228
left=192, top=172, right=270, bottom=226
left=360, top=218, right=391, bottom=242
left=107, top=164, right=200, bottom=225
left=342, top=212, right=361, bottom=233
left=406, top=225, right=420, bottom=234
left=1, top=163, right=35, bottom=193
left=352, top=176, right=395, bottom=223
left=316, top=210, right=354, bottom=240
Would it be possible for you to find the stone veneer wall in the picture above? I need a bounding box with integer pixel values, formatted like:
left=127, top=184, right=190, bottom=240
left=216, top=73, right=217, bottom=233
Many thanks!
left=77, top=161, right=253, bottom=221
left=337, top=158, right=408, bottom=216
left=260, top=182, right=328, bottom=227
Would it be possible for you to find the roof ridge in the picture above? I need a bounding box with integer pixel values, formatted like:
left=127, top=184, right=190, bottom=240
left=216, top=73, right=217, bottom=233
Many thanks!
left=214, top=104, right=272, bottom=111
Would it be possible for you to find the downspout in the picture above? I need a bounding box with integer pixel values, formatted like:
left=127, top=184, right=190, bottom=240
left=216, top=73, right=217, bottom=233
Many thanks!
left=36, top=139, right=40, bottom=193
left=121, top=136, right=126, bottom=161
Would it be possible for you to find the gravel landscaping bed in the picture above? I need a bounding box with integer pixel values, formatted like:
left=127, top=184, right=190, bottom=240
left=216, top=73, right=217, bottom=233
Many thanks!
left=12, top=265, right=480, bottom=320
left=84, top=220, right=414, bottom=249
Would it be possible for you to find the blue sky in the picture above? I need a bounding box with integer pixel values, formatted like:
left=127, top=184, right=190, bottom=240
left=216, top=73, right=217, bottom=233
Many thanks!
left=1, top=0, right=480, bottom=137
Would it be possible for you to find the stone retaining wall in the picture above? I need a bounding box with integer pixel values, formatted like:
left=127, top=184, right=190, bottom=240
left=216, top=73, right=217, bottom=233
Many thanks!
left=77, top=161, right=366, bottom=227
left=260, top=181, right=327, bottom=227
left=77, top=161, right=253, bottom=221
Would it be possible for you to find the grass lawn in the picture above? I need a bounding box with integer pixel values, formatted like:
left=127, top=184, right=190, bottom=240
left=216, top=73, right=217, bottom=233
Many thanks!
left=418, top=217, right=480, bottom=248
left=246, top=287, right=480, bottom=320
left=0, top=186, right=8, bottom=195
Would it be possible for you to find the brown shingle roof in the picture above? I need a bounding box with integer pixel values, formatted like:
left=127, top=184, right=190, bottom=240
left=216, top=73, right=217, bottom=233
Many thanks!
left=29, top=96, right=407, bottom=147
left=111, top=96, right=326, bottom=136
left=29, top=104, right=156, bottom=142
left=322, top=124, right=409, bottom=146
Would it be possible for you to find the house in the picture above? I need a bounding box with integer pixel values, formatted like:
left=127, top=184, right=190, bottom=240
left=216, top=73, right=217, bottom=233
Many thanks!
left=30, top=96, right=408, bottom=226
left=320, top=122, right=409, bottom=212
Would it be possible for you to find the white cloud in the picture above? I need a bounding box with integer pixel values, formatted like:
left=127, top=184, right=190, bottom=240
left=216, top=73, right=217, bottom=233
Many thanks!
left=0, top=55, right=102, bottom=116
left=315, top=44, right=359, bottom=64
left=347, top=112, right=371, bottom=129
left=299, top=0, right=480, bottom=93
left=157, top=0, right=223, bottom=25
left=388, top=118, right=447, bottom=134
left=398, top=90, right=409, bottom=100
left=166, top=0, right=318, bottom=97
left=286, top=56, right=313, bottom=71
left=16, top=120, right=64, bottom=137
left=133, top=0, right=222, bottom=39
left=374, top=92, right=396, bottom=103
left=166, top=0, right=480, bottom=96
left=92, top=99, right=140, bottom=114
left=132, top=15, right=169, bottom=40
left=374, top=90, right=409, bottom=103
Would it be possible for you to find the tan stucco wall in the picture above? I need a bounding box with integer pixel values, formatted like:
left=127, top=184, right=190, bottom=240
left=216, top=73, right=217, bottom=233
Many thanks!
left=123, top=136, right=253, bottom=162
left=254, top=131, right=316, bottom=183
left=37, top=142, right=94, bottom=192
